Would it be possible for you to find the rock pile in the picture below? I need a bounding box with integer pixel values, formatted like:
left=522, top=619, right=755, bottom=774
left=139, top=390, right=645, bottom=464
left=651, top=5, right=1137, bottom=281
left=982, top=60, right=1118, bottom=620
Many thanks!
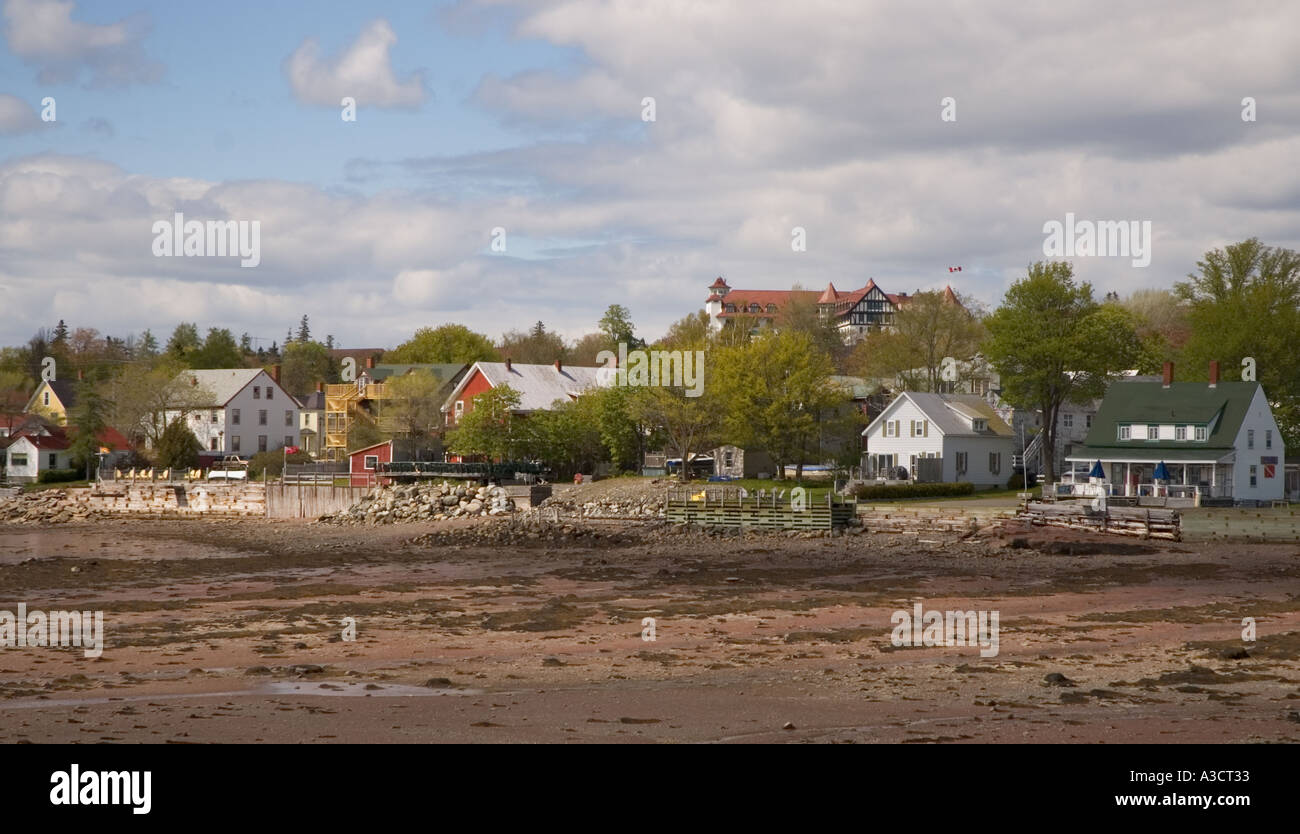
left=539, top=493, right=666, bottom=520
left=319, top=481, right=516, bottom=525
left=0, top=489, right=99, bottom=525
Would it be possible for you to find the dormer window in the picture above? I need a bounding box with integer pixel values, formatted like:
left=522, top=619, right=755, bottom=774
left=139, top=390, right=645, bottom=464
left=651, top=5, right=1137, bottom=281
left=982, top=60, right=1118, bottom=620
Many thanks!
left=971, top=418, right=987, bottom=432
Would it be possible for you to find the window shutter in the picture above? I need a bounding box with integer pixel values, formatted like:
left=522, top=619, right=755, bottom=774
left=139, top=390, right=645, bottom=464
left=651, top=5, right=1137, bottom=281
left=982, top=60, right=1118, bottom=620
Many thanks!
left=923, top=420, right=928, bottom=437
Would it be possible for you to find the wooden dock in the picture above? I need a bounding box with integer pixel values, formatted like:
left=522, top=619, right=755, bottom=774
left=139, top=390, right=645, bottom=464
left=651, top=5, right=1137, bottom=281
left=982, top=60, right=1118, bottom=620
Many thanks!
left=1019, top=501, right=1180, bottom=540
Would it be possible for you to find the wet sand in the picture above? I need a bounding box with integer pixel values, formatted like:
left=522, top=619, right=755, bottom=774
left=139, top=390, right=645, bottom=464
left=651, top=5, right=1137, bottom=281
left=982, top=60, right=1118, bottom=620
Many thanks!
left=0, top=519, right=1297, bottom=743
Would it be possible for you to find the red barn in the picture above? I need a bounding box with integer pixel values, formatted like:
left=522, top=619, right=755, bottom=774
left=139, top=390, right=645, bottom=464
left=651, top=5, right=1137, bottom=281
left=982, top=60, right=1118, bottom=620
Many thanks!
left=348, top=440, right=392, bottom=487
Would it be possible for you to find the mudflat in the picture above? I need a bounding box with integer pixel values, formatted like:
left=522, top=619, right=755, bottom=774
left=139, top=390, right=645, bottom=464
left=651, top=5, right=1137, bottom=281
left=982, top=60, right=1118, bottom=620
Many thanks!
left=1, top=518, right=1297, bottom=743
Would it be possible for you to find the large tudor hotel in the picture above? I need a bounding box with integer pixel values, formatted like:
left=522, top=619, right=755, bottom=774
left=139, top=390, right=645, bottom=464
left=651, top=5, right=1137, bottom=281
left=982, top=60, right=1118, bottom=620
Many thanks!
left=703, top=276, right=961, bottom=343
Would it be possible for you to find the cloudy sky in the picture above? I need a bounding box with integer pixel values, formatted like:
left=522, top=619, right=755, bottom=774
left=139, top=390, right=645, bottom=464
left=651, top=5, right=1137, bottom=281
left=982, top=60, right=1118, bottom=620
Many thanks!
left=1, top=0, right=1298, bottom=350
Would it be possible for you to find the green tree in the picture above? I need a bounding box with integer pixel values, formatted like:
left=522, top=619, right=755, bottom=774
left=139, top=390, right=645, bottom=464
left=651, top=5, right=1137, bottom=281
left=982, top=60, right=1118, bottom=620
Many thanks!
left=656, top=311, right=712, bottom=350
left=1121, top=288, right=1192, bottom=375
left=165, top=323, right=201, bottom=362
left=712, top=329, right=843, bottom=479
left=386, top=324, right=499, bottom=365
left=67, top=380, right=112, bottom=478
left=782, top=286, right=846, bottom=368
left=849, top=289, right=986, bottom=391
left=137, top=330, right=160, bottom=359
left=189, top=328, right=243, bottom=369
left=448, top=385, right=523, bottom=461
left=983, top=261, right=1141, bottom=484
left=598, top=304, right=639, bottom=348
left=381, top=370, right=448, bottom=459
left=155, top=417, right=201, bottom=470
left=1174, top=238, right=1300, bottom=444
left=280, top=340, right=333, bottom=398
left=528, top=397, right=605, bottom=478
left=499, top=322, right=567, bottom=364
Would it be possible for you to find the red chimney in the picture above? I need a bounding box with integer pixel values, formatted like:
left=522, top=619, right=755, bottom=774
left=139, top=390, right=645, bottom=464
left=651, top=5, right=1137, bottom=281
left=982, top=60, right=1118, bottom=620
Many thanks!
left=315, top=381, right=323, bottom=393
left=271, top=364, right=281, bottom=383
left=1209, top=360, right=1219, bottom=388
left=1161, top=361, right=1173, bottom=388
left=554, top=359, right=562, bottom=372
left=366, top=355, right=375, bottom=369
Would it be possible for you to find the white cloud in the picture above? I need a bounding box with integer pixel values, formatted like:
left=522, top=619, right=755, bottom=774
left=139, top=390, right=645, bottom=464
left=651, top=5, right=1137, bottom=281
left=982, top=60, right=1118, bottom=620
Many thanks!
left=2, top=0, right=162, bottom=86
left=285, top=19, right=425, bottom=109
left=0, top=94, right=43, bottom=134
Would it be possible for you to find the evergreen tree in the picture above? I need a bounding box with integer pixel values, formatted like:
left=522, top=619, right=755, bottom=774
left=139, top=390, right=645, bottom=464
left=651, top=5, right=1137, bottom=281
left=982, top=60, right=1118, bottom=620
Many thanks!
left=155, top=417, right=201, bottom=470
left=67, top=380, right=111, bottom=479
left=296, top=315, right=311, bottom=343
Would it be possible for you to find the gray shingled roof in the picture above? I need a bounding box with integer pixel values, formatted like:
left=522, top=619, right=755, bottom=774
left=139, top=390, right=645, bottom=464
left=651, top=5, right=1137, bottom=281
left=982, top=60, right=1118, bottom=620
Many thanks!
left=460, top=362, right=612, bottom=412
left=874, top=392, right=1014, bottom=437
left=172, top=369, right=262, bottom=406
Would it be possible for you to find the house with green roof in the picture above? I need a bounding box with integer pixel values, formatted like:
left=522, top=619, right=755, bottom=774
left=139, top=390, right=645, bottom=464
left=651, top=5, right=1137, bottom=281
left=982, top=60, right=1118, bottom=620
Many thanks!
left=1064, top=362, right=1284, bottom=503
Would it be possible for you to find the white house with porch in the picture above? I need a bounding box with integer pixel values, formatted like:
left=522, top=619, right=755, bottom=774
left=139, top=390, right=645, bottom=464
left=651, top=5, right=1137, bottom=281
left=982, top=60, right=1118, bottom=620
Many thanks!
left=862, top=392, right=1015, bottom=487
left=1063, top=363, right=1284, bottom=504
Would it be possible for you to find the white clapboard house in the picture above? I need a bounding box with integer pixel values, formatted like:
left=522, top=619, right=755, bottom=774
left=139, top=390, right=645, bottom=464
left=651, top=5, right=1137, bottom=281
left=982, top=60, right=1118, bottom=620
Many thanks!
left=862, top=392, right=1016, bottom=486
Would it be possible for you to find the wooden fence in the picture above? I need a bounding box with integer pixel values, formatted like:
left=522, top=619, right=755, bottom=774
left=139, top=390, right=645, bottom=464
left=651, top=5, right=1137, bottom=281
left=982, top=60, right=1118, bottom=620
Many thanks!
left=1019, top=501, right=1180, bottom=540
left=665, top=486, right=856, bottom=530
left=265, top=483, right=373, bottom=519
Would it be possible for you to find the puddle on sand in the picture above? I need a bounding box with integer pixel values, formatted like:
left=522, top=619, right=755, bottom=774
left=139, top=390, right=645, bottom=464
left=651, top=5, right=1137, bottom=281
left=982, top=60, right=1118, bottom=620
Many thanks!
left=262, top=681, right=476, bottom=697
left=0, top=681, right=479, bottom=709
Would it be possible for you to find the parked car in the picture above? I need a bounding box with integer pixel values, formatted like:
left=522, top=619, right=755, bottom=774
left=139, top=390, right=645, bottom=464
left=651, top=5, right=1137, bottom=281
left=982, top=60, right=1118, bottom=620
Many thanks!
left=207, top=456, right=249, bottom=481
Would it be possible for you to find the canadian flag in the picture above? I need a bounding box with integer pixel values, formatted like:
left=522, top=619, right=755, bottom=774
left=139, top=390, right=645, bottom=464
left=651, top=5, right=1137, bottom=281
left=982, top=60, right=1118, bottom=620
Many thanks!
left=285, top=446, right=300, bottom=455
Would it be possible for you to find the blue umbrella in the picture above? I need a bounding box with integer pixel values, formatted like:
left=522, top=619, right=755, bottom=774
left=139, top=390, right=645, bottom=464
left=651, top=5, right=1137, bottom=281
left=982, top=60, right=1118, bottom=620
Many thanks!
left=1153, top=460, right=1171, bottom=481
left=1088, top=460, right=1105, bottom=479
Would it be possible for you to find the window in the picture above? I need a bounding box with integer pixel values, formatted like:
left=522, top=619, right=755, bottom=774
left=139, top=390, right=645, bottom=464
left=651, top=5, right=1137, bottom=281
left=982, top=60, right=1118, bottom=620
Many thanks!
left=266, top=387, right=273, bottom=401
left=253, top=386, right=261, bottom=399
left=956, top=451, right=968, bottom=475
left=284, top=436, right=293, bottom=448
left=210, top=438, right=218, bottom=451
left=10, top=453, right=27, bottom=466
left=989, top=452, right=1001, bottom=475
left=364, top=455, right=378, bottom=471
left=1266, top=430, right=1273, bottom=449
left=1195, top=425, right=1207, bottom=441
left=1147, top=425, right=1158, bottom=440
left=43, top=391, right=49, bottom=406
left=258, top=435, right=267, bottom=453
left=48, top=453, right=57, bottom=468
left=724, top=450, right=734, bottom=467
left=258, top=409, right=267, bottom=426
left=232, top=409, right=241, bottom=425
left=232, top=435, right=241, bottom=452
left=1118, top=425, right=1131, bottom=440
left=1249, top=465, right=1257, bottom=487
left=1175, top=425, right=1186, bottom=441
left=285, top=410, right=293, bottom=427
left=1085, top=414, right=1093, bottom=429
left=1062, top=413, right=1073, bottom=429
left=211, top=410, right=219, bottom=422
left=1248, top=429, right=1255, bottom=449
left=972, top=419, right=986, bottom=432
left=454, top=401, right=464, bottom=421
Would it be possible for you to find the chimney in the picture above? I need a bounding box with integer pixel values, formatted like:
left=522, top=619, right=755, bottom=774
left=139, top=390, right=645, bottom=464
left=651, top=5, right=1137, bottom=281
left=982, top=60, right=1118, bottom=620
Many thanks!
left=271, top=364, right=281, bottom=383
left=315, top=382, right=323, bottom=393
left=366, top=355, right=375, bottom=369
left=1209, top=360, right=1219, bottom=388
left=504, top=357, right=512, bottom=373
left=554, top=359, right=562, bottom=373
left=1161, top=361, right=1173, bottom=388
